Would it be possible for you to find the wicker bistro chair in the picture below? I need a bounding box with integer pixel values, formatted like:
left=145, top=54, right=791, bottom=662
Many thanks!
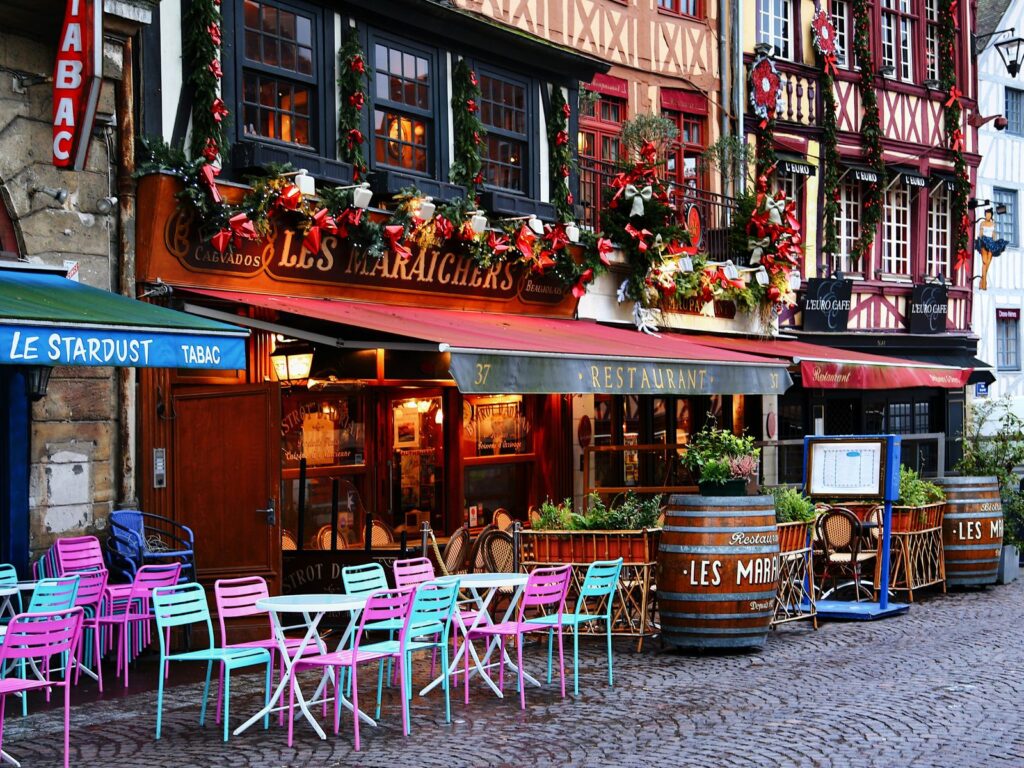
left=430, top=526, right=470, bottom=577
left=816, top=507, right=877, bottom=601
left=467, top=525, right=498, bottom=574
left=492, top=508, right=514, bottom=532
left=370, top=518, right=396, bottom=547
left=482, top=531, right=515, bottom=574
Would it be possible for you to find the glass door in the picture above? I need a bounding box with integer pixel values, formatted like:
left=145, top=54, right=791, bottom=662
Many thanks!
left=388, top=391, right=445, bottom=534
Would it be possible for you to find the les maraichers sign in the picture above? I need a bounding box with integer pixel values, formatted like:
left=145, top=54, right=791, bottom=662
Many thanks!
left=161, top=204, right=568, bottom=307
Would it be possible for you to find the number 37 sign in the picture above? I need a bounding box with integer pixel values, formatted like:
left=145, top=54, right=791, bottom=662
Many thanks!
left=53, top=0, right=102, bottom=170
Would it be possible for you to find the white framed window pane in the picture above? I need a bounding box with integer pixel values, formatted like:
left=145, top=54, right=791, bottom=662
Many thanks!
left=881, top=13, right=896, bottom=71
left=927, top=187, right=951, bottom=277
left=883, top=186, right=911, bottom=274
left=899, top=18, right=913, bottom=81
left=833, top=1, right=848, bottom=68
left=993, top=188, right=1018, bottom=247
left=997, top=317, right=1020, bottom=370
left=833, top=178, right=862, bottom=273
left=1006, top=88, right=1024, bottom=136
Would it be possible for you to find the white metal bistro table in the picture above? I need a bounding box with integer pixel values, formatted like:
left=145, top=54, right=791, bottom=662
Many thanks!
left=420, top=572, right=535, bottom=699
left=0, top=583, right=40, bottom=768
left=234, top=593, right=370, bottom=741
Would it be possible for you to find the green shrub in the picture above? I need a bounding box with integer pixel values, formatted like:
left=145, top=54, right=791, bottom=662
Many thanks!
left=770, top=487, right=817, bottom=523
left=681, top=421, right=760, bottom=485
left=897, top=466, right=945, bottom=507
left=532, top=493, right=661, bottom=531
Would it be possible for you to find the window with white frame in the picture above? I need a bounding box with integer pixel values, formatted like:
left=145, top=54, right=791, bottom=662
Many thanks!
left=832, top=1, right=850, bottom=68
left=880, top=0, right=915, bottom=82
left=882, top=185, right=911, bottom=275
left=997, top=312, right=1020, bottom=371
left=993, top=188, right=1019, bottom=247
left=926, top=185, right=952, bottom=279
left=757, top=0, right=793, bottom=60
left=833, top=177, right=862, bottom=273
left=923, top=0, right=940, bottom=82
left=1007, top=88, right=1024, bottom=137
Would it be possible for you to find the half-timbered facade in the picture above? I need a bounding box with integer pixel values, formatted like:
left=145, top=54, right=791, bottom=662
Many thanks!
left=747, top=0, right=987, bottom=477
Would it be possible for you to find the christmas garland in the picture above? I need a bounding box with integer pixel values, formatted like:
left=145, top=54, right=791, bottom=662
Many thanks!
left=135, top=137, right=606, bottom=293
left=851, top=0, right=886, bottom=266
left=939, top=0, right=972, bottom=273
left=746, top=172, right=801, bottom=326
left=182, top=0, right=227, bottom=162
left=337, top=30, right=368, bottom=180
left=449, top=58, right=486, bottom=201
left=812, top=6, right=841, bottom=261
left=749, top=53, right=782, bottom=178
left=548, top=86, right=574, bottom=222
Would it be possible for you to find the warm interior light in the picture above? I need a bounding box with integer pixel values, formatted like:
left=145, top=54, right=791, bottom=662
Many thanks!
left=434, top=408, right=444, bottom=424
left=271, top=349, right=314, bottom=385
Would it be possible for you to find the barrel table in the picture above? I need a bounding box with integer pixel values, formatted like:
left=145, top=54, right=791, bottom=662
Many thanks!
left=935, top=476, right=1004, bottom=587
left=658, top=494, right=780, bottom=650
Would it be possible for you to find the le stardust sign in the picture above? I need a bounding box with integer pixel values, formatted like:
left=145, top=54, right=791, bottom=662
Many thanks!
left=52, top=0, right=102, bottom=170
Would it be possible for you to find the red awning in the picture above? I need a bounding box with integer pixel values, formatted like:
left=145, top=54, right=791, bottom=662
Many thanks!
left=682, top=334, right=972, bottom=390
left=182, top=289, right=793, bottom=396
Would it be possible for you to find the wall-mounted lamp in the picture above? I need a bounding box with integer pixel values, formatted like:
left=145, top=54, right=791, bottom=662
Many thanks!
left=969, top=198, right=991, bottom=209
left=416, top=197, right=435, bottom=222
left=24, top=365, right=52, bottom=401
left=470, top=210, right=488, bottom=235
left=335, top=182, right=372, bottom=209
left=31, top=186, right=68, bottom=205
left=973, top=28, right=1024, bottom=77
left=922, top=78, right=941, bottom=90
left=564, top=221, right=580, bottom=243
left=271, top=346, right=314, bottom=386
left=878, top=65, right=896, bottom=78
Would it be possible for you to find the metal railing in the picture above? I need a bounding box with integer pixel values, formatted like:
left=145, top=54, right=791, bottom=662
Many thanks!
left=577, top=156, right=741, bottom=263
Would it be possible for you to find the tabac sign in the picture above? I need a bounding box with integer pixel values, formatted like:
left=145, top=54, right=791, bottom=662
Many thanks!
left=136, top=174, right=579, bottom=317
left=53, top=0, right=102, bottom=170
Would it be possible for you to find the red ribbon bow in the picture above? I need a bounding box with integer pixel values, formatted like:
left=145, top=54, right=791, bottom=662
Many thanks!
left=208, top=59, right=223, bottom=79
left=945, top=86, right=962, bottom=108
left=514, top=224, right=537, bottom=262
left=823, top=52, right=837, bottom=77
left=199, top=163, right=222, bottom=204
left=384, top=224, right=412, bottom=261
left=211, top=98, right=229, bottom=123
left=303, top=208, right=338, bottom=253
left=639, top=141, right=657, bottom=166
left=555, top=130, right=569, bottom=147
left=950, top=128, right=965, bottom=152
left=596, top=237, right=614, bottom=266
left=229, top=213, right=257, bottom=243
left=487, top=231, right=510, bottom=255
left=955, top=247, right=970, bottom=272
left=572, top=268, right=594, bottom=299
left=544, top=224, right=569, bottom=252
left=562, top=103, right=571, bottom=119
left=202, top=138, right=219, bottom=163
left=207, top=23, right=221, bottom=46
left=348, top=92, right=365, bottom=110
left=276, top=184, right=302, bottom=211
left=349, top=55, right=365, bottom=74
left=624, top=223, right=652, bottom=252
left=434, top=215, right=454, bottom=241
left=210, top=229, right=231, bottom=254
left=347, top=128, right=364, bottom=147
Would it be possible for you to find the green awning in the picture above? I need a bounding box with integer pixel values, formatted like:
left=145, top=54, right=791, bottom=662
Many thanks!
left=0, top=265, right=247, bottom=369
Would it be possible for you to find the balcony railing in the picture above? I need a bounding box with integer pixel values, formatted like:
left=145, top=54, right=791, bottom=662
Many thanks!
left=578, top=156, right=740, bottom=263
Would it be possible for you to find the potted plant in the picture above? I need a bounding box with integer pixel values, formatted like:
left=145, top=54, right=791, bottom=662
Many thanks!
left=681, top=422, right=760, bottom=496
left=770, top=486, right=818, bottom=552
left=893, top=467, right=945, bottom=532
left=525, top=493, right=662, bottom=563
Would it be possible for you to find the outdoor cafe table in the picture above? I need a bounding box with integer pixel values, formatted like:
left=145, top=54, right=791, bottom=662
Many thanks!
left=1, top=583, right=38, bottom=768
left=234, top=593, right=373, bottom=742
left=419, top=572, right=534, bottom=700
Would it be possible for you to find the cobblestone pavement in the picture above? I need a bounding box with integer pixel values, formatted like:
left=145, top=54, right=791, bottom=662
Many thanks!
left=6, top=581, right=1024, bottom=767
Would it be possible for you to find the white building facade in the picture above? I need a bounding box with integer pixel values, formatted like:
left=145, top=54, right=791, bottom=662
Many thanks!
left=973, top=0, right=1024, bottom=422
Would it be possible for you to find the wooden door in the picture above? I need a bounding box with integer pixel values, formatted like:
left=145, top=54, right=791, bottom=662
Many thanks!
left=171, top=384, right=281, bottom=592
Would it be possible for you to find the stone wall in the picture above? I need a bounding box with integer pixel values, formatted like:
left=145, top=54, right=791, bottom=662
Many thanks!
left=0, top=28, right=124, bottom=555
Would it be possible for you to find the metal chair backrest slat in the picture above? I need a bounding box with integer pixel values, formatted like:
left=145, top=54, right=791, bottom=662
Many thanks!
left=393, top=557, right=435, bottom=588
left=54, top=536, right=105, bottom=575
left=402, top=578, right=459, bottom=639
left=519, top=565, right=572, bottom=617
left=152, top=582, right=214, bottom=638
left=73, top=569, right=108, bottom=613
left=28, top=575, right=80, bottom=614
left=342, top=562, right=388, bottom=595
left=352, top=588, right=415, bottom=650
left=0, top=607, right=84, bottom=661
left=574, top=558, right=623, bottom=614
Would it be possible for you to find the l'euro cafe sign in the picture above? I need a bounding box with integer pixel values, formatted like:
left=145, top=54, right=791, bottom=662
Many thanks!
left=52, top=0, right=102, bottom=170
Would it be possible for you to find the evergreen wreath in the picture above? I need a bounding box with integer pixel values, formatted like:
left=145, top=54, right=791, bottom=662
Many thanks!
left=337, top=29, right=368, bottom=180
left=851, top=0, right=886, bottom=266
left=749, top=53, right=782, bottom=178
left=812, top=6, right=841, bottom=262
left=547, top=85, right=574, bottom=222
left=183, top=0, right=227, bottom=162
left=938, top=0, right=972, bottom=273
left=449, top=58, right=486, bottom=201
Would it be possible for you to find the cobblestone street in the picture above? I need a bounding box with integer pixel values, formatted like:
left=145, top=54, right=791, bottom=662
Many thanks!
left=5, top=580, right=1024, bottom=768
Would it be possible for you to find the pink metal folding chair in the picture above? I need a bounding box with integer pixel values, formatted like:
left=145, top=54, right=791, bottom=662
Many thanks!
left=72, top=568, right=108, bottom=691
left=0, top=608, right=84, bottom=768
left=97, top=563, right=181, bottom=687
left=55, top=536, right=132, bottom=602
left=465, top=564, right=572, bottom=709
left=392, top=557, right=434, bottom=589
left=213, top=576, right=309, bottom=724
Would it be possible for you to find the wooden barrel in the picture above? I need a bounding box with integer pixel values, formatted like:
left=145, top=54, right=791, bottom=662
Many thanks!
left=658, top=494, right=779, bottom=650
left=935, top=476, right=1004, bottom=587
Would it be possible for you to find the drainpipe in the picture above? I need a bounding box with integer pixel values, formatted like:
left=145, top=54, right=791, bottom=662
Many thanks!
left=718, top=0, right=730, bottom=194
left=733, top=0, right=744, bottom=192
left=116, top=36, right=138, bottom=510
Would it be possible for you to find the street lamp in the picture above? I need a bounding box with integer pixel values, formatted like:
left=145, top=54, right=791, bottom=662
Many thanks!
left=271, top=346, right=313, bottom=386
left=24, top=365, right=52, bottom=401
left=973, top=28, right=1024, bottom=77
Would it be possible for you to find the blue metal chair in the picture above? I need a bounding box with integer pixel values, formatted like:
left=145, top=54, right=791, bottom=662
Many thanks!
left=340, top=563, right=402, bottom=691
left=151, top=583, right=272, bottom=742
left=109, top=510, right=196, bottom=583
left=534, top=558, right=624, bottom=695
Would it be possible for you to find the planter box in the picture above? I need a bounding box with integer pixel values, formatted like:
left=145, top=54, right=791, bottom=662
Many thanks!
left=777, top=520, right=812, bottom=553
left=890, top=502, right=944, bottom=533
left=518, top=529, right=660, bottom=565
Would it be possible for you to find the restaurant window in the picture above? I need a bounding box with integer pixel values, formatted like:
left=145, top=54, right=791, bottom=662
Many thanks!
left=663, top=109, right=706, bottom=202
left=833, top=177, right=862, bottom=274
left=479, top=70, right=530, bottom=193
left=370, top=36, right=435, bottom=175
left=924, top=0, right=940, bottom=82
left=1006, top=88, right=1024, bottom=137
left=757, top=0, right=793, bottom=60
left=993, top=188, right=1019, bottom=247
left=880, top=0, right=915, bottom=82
left=882, top=185, right=912, bottom=275
left=926, top=185, right=952, bottom=279
left=832, top=0, right=850, bottom=68
left=997, top=311, right=1021, bottom=371
left=462, top=395, right=534, bottom=525
left=657, top=0, right=702, bottom=17
left=579, top=91, right=626, bottom=229
left=240, top=0, right=318, bottom=148
left=280, top=392, right=367, bottom=550
left=888, top=401, right=913, bottom=434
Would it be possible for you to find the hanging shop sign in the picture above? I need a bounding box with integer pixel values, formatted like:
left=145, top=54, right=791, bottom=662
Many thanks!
left=901, top=171, right=927, bottom=189
left=52, top=0, right=102, bottom=170
left=852, top=168, right=879, bottom=184
left=801, top=277, right=852, bottom=332
left=908, top=283, right=949, bottom=334
left=136, top=174, right=578, bottom=317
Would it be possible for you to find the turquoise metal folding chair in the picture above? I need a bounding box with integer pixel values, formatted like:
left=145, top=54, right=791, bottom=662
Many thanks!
left=0, top=565, right=21, bottom=620
left=534, top=558, right=623, bottom=695
left=341, top=563, right=402, bottom=689
left=151, top=583, right=272, bottom=742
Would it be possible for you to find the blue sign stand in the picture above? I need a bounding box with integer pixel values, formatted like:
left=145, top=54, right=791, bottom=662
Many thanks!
left=803, top=434, right=910, bottom=620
